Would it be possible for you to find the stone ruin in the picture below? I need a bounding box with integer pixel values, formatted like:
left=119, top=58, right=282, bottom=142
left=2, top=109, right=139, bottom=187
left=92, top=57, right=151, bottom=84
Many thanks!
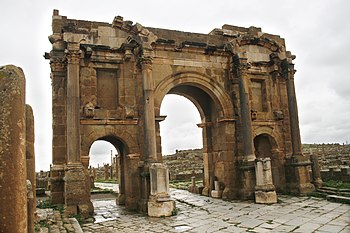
left=163, top=149, right=204, bottom=181
left=45, top=9, right=316, bottom=217
left=0, top=65, right=36, bottom=232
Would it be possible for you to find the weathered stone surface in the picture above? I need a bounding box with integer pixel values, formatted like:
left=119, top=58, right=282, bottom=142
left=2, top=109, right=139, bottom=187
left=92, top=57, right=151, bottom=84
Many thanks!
left=46, top=10, right=314, bottom=217
left=26, top=104, right=36, bottom=233
left=0, top=65, right=27, bottom=232
left=148, top=198, right=175, bottom=217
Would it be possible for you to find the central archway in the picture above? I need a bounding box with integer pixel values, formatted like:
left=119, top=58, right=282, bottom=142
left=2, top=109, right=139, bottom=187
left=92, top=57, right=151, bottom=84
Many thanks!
left=154, top=72, right=237, bottom=198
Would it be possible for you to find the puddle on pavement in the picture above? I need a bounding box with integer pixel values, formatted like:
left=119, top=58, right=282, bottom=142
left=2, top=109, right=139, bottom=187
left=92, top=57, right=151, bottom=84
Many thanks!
left=174, top=225, right=192, bottom=232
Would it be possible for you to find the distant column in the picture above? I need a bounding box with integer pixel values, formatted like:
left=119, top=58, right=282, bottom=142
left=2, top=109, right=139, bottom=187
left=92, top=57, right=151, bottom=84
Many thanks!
left=0, top=65, right=28, bottom=232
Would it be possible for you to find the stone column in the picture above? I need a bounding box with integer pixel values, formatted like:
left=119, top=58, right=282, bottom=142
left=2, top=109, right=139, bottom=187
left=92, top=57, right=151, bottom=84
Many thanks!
left=64, top=44, right=93, bottom=217
left=49, top=56, right=67, bottom=204
left=141, top=56, right=157, bottom=163
left=0, top=65, right=27, bottom=232
left=254, top=158, right=277, bottom=204
left=237, top=56, right=256, bottom=199
left=283, top=58, right=314, bottom=194
left=310, top=154, right=323, bottom=189
left=66, top=45, right=81, bottom=164
left=26, top=104, right=36, bottom=233
left=197, top=122, right=214, bottom=197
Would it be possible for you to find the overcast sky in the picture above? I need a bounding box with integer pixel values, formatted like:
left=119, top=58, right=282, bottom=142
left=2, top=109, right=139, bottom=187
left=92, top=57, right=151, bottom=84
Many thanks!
left=0, top=0, right=349, bottom=171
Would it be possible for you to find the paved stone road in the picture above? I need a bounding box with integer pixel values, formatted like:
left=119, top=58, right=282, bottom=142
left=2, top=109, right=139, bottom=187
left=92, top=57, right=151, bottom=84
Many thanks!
left=82, top=183, right=350, bottom=232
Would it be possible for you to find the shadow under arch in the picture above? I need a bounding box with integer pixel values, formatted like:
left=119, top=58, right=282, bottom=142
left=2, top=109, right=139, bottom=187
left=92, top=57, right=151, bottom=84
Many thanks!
left=253, top=133, right=285, bottom=192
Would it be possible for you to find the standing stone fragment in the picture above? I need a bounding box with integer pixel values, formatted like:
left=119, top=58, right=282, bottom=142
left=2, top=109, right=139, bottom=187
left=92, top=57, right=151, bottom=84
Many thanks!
left=0, top=65, right=28, bottom=232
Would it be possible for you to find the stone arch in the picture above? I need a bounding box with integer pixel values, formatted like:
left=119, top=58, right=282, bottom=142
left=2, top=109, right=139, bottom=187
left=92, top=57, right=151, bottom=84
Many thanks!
left=154, top=71, right=235, bottom=120
left=154, top=71, right=236, bottom=198
left=82, top=127, right=138, bottom=159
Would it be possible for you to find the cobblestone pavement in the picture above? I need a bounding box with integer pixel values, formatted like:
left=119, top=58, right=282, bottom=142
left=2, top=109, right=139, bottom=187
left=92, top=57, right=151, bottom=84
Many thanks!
left=82, top=183, right=350, bottom=232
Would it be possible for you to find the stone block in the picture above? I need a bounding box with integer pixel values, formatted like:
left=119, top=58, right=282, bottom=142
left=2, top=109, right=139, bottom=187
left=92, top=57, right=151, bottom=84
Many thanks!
left=148, top=200, right=175, bottom=217
left=255, top=190, right=277, bottom=204
left=211, top=190, right=223, bottom=198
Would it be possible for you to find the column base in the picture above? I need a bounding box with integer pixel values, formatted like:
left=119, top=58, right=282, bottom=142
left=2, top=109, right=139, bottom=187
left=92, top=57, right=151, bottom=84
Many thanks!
left=239, top=161, right=256, bottom=200
left=312, top=178, right=323, bottom=189
left=147, top=196, right=175, bottom=217
left=116, top=193, right=125, bottom=205
left=211, top=190, right=222, bottom=198
left=202, top=186, right=210, bottom=196
left=285, top=155, right=315, bottom=195
left=64, top=163, right=93, bottom=218
left=255, top=190, right=277, bottom=204
left=222, top=187, right=237, bottom=200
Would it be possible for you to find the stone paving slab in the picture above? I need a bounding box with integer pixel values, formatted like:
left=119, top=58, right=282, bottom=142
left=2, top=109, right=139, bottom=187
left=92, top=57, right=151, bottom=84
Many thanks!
left=80, top=187, right=350, bottom=232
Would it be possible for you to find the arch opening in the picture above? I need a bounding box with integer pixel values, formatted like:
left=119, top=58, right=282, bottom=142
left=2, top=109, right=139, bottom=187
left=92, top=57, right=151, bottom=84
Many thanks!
left=254, top=134, right=282, bottom=191
left=156, top=78, right=236, bottom=197
left=88, top=135, right=129, bottom=203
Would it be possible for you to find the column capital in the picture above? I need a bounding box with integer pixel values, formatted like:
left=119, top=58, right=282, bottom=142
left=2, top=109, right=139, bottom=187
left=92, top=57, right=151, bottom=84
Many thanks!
left=50, top=57, right=66, bottom=72
left=65, top=49, right=81, bottom=64
left=139, top=56, right=153, bottom=70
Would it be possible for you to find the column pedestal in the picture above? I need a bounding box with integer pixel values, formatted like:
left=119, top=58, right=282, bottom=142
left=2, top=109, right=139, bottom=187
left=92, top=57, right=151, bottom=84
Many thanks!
left=64, top=163, right=93, bottom=218
left=254, top=158, right=277, bottom=204
left=285, top=155, right=315, bottom=194
left=147, top=163, right=175, bottom=217
left=239, top=160, right=256, bottom=199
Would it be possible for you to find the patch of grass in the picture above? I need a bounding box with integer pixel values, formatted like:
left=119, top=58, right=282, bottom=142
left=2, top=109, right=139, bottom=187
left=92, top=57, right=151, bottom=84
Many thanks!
left=169, top=180, right=203, bottom=190
left=37, top=198, right=53, bottom=209
left=70, top=213, right=84, bottom=225
left=94, top=179, right=118, bottom=184
left=171, top=207, right=179, bottom=216
left=323, top=180, right=350, bottom=189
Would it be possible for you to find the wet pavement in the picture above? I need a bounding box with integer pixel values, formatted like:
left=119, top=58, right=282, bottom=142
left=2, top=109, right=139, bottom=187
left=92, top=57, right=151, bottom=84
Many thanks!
left=81, top=183, right=350, bottom=232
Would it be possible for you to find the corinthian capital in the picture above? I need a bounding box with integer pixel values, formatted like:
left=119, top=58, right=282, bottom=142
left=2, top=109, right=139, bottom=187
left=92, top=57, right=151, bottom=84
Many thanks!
left=139, top=56, right=153, bottom=70
left=65, top=49, right=81, bottom=64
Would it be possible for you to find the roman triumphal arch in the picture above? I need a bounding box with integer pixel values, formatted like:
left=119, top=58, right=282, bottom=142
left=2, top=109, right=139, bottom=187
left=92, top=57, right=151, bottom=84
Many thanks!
left=46, top=10, right=314, bottom=217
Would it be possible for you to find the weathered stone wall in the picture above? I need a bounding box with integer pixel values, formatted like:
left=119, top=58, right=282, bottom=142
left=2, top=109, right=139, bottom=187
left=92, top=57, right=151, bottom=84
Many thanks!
left=163, top=149, right=203, bottom=181
left=47, top=10, right=313, bottom=215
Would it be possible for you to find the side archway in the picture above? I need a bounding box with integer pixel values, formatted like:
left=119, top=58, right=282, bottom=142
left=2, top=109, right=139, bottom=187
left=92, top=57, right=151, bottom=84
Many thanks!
left=253, top=132, right=285, bottom=191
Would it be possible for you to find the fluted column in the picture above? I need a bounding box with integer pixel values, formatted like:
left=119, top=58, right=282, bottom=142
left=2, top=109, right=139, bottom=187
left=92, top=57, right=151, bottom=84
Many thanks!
left=141, top=56, right=157, bottom=163
left=66, top=44, right=81, bottom=164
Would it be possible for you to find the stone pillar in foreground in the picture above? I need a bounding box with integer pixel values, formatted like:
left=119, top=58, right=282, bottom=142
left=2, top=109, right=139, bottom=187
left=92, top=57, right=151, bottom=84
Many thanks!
left=0, top=65, right=28, bottom=232
left=26, top=104, right=36, bottom=233
left=148, top=163, right=175, bottom=217
left=237, top=55, right=256, bottom=199
left=64, top=44, right=93, bottom=217
left=254, top=158, right=277, bottom=204
left=283, top=58, right=314, bottom=194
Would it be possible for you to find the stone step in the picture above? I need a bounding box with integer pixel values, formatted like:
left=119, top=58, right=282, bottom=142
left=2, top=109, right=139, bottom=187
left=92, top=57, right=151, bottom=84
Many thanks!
left=326, top=195, right=350, bottom=204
